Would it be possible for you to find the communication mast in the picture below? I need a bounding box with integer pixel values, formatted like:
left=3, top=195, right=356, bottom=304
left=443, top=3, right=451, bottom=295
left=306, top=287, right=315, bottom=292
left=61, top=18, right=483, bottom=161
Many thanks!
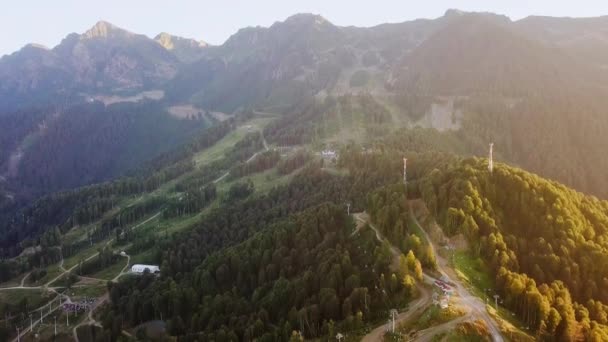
left=488, top=143, right=494, bottom=173
left=390, top=309, right=398, bottom=333
left=403, top=158, right=407, bottom=185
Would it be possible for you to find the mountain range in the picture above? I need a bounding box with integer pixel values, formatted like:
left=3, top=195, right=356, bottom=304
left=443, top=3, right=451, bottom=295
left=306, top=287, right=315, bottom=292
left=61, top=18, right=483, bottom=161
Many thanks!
left=3, top=8, right=608, bottom=341
left=3, top=9, right=608, bottom=204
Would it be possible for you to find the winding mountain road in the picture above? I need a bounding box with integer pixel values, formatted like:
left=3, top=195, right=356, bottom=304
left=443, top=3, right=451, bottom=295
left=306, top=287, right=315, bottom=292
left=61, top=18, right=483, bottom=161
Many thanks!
left=409, top=206, right=503, bottom=342
left=361, top=286, right=431, bottom=342
left=355, top=209, right=504, bottom=342
left=354, top=214, right=433, bottom=342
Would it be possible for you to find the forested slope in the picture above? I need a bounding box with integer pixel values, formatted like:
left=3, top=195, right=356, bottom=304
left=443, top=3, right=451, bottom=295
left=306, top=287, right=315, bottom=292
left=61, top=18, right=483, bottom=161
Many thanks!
left=0, top=120, right=235, bottom=271
left=103, top=204, right=414, bottom=340
left=419, top=158, right=608, bottom=340
left=97, top=163, right=428, bottom=340
left=12, top=102, right=207, bottom=196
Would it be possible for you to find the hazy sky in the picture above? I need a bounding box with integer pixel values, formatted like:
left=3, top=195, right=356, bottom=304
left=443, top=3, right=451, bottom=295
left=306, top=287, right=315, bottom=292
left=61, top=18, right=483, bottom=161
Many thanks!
left=2, top=0, right=608, bottom=56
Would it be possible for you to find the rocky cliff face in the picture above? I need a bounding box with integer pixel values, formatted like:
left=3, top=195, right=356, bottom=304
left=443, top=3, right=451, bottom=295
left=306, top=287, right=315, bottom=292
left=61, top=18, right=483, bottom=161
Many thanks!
left=155, top=32, right=208, bottom=63
left=0, top=21, right=183, bottom=110
left=56, top=21, right=179, bottom=91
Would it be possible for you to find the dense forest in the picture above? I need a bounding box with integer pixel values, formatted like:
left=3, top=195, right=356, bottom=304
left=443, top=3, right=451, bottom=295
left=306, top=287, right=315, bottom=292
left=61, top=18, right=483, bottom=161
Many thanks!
left=97, top=154, right=434, bottom=340
left=4, top=114, right=608, bottom=340
left=0, top=119, right=235, bottom=251
left=93, top=142, right=454, bottom=340
left=102, top=204, right=420, bottom=340
left=418, top=158, right=608, bottom=340
left=367, top=184, right=437, bottom=269
left=455, top=94, right=608, bottom=199
left=11, top=102, right=206, bottom=196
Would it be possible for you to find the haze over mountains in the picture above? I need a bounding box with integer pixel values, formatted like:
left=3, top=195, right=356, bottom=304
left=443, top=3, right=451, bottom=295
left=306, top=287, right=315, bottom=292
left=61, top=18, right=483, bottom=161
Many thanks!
left=2, top=9, right=608, bottom=204
left=4, top=8, right=608, bottom=341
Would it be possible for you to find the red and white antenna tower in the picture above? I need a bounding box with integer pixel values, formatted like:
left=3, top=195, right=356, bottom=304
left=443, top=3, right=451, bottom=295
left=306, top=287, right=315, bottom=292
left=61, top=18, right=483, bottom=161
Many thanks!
left=488, top=143, right=494, bottom=173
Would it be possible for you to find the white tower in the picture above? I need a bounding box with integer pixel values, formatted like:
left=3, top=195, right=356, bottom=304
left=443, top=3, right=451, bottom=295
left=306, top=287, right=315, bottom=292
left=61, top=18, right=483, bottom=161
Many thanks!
left=403, top=158, right=407, bottom=185
left=488, top=143, right=494, bottom=173
left=390, top=309, right=398, bottom=333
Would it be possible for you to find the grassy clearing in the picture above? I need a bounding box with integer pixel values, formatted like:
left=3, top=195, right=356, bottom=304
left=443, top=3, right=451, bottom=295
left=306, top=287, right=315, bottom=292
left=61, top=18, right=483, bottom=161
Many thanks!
left=129, top=249, right=157, bottom=265
left=216, top=167, right=295, bottom=195
left=194, top=117, right=275, bottom=166
left=399, top=305, right=465, bottom=333
left=0, top=272, right=25, bottom=288
left=452, top=252, right=533, bottom=341
left=28, top=263, right=63, bottom=286
left=88, top=259, right=126, bottom=280
left=69, top=284, right=107, bottom=298
left=486, top=305, right=535, bottom=342
left=194, top=129, right=245, bottom=165
left=48, top=273, right=74, bottom=288
left=62, top=239, right=109, bottom=270
left=124, top=207, right=202, bottom=239
left=407, top=216, right=427, bottom=241
left=161, top=212, right=204, bottom=236
left=440, top=320, right=492, bottom=342
left=0, top=289, right=56, bottom=315
left=62, top=224, right=92, bottom=245
left=23, top=329, right=73, bottom=342
left=121, top=214, right=163, bottom=241
left=452, top=251, right=493, bottom=298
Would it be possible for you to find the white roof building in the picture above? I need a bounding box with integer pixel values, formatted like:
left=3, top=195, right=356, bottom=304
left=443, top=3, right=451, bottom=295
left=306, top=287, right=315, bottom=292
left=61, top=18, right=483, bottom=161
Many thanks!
left=321, top=150, right=337, bottom=158
left=131, top=264, right=160, bottom=274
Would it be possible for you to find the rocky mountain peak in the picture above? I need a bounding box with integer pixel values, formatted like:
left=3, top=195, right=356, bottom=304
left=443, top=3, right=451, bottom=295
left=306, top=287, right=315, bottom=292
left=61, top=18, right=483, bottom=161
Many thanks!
left=443, top=8, right=511, bottom=25
left=155, top=32, right=176, bottom=49
left=282, top=13, right=333, bottom=28
left=444, top=8, right=466, bottom=17
left=155, top=32, right=207, bottom=50
left=24, top=43, right=50, bottom=51
left=82, top=20, right=132, bottom=39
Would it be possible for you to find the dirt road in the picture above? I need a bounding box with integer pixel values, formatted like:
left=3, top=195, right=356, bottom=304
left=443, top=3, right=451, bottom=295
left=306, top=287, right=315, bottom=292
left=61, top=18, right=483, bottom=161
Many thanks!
left=410, top=206, right=503, bottom=342
left=354, top=213, right=433, bottom=342
left=362, top=286, right=431, bottom=342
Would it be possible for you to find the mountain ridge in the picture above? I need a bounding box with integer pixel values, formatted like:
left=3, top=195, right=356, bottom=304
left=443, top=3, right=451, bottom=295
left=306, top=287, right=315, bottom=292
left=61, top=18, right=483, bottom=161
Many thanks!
left=3, top=8, right=608, bottom=206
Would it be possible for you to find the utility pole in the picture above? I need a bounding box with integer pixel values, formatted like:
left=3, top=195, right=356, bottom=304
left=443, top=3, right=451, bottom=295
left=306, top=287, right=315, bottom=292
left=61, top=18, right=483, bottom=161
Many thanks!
left=494, top=294, right=500, bottom=309
left=54, top=316, right=57, bottom=336
left=390, top=309, right=398, bottom=333
left=488, top=143, right=494, bottom=173
left=16, top=327, right=20, bottom=342
left=403, top=158, right=407, bottom=186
